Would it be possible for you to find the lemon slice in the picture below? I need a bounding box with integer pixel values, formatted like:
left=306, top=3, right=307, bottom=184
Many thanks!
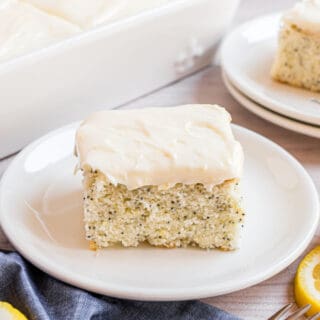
left=0, top=302, right=27, bottom=320
left=295, top=246, right=320, bottom=316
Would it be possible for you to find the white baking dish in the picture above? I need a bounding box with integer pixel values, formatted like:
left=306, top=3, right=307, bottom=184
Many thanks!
left=0, top=0, right=240, bottom=158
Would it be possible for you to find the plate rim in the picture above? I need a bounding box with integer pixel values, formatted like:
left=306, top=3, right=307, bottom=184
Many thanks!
left=220, top=12, right=320, bottom=127
left=0, top=122, right=319, bottom=301
left=222, top=71, right=320, bottom=139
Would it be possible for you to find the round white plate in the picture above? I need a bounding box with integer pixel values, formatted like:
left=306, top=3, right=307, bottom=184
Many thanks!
left=220, top=13, right=320, bottom=127
left=223, top=72, right=320, bottom=139
left=0, top=123, right=319, bottom=301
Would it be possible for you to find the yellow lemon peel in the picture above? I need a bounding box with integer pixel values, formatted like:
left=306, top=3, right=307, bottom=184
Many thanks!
left=0, top=302, right=28, bottom=320
left=295, top=246, right=320, bottom=316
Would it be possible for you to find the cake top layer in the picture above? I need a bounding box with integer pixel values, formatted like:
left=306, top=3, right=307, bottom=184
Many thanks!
left=0, top=0, right=80, bottom=63
left=284, top=0, right=320, bottom=33
left=76, top=105, right=244, bottom=190
left=23, top=0, right=174, bottom=29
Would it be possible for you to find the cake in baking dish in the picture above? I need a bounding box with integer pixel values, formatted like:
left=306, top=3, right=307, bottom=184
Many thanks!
left=23, top=0, right=174, bottom=28
left=0, top=0, right=174, bottom=63
left=271, top=0, right=320, bottom=92
left=75, top=105, right=245, bottom=250
left=0, top=0, right=80, bottom=63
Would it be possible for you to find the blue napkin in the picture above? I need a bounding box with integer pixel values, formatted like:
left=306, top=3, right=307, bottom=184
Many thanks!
left=0, top=252, right=241, bottom=320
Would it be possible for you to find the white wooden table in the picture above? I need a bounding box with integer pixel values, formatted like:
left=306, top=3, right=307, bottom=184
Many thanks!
left=1, top=0, right=319, bottom=319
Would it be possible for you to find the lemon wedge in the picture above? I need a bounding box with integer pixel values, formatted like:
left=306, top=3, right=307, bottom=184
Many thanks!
left=0, top=302, right=27, bottom=320
left=295, top=246, right=320, bottom=316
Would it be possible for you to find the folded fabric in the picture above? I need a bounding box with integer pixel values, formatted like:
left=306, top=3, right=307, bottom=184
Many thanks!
left=0, top=252, right=241, bottom=320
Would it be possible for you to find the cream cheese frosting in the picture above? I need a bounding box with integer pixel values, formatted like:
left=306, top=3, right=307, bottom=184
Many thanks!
left=0, top=0, right=174, bottom=63
left=284, top=0, right=320, bottom=33
left=23, top=0, right=175, bottom=29
left=75, top=105, right=244, bottom=190
left=0, top=0, right=80, bottom=63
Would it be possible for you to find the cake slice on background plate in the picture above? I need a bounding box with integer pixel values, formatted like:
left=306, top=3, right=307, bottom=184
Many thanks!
left=75, top=105, right=245, bottom=250
left=271, top=0, right=320, bottom=92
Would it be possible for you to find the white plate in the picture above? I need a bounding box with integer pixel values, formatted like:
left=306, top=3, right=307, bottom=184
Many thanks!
left=0, top=123, right=319, bottom=301
left=223, top=72, right=320, bottom=139
left=220, top=13, right=320, bottom=127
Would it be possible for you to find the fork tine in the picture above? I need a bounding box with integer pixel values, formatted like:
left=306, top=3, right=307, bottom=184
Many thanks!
left=268, top=303, right=295, bottom=320
left=285, top=304, right=311, bottom=320
left=307, top=312, right=320, bottom=320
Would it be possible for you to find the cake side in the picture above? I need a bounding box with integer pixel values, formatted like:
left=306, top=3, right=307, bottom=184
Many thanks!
left=271, top=22, right=320, bottom=92
left=83, top=170, right=244, bottom=250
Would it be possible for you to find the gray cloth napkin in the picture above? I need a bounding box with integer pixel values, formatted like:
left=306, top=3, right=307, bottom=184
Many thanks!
left=0, top=252, right=241, bottom=320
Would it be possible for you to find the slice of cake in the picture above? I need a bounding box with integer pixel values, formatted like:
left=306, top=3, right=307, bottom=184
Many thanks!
left=75, top=105, right=245, bottom=250
left=271, top=0, right=320, bottom=92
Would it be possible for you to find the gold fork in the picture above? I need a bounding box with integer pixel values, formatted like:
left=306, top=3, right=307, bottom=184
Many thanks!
left=268, top=303, right=320, bottom=320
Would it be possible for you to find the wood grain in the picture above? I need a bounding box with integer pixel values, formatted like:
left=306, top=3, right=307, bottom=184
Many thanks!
left=1, top=0, right=319, bottom=319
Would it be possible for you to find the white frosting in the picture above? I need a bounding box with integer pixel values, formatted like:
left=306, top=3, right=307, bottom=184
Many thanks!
left=0, top=0, right=80, bottom=63
left=0, top=0, right=174, bottom=63
left=284, top=0, right=320, bottom=33
left=75, top=105, right=244, bottom=190
left=23, top=0, right=174, bottom=29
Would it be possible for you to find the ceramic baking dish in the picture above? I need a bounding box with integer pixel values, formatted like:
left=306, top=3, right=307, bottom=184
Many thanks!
left=0, top=0, right=240, bottom=158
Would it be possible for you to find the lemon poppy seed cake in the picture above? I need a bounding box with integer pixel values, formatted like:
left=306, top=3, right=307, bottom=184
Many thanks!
left=75, top=105, right=245, bottom=250
left=271, top=0, right=320, bottom=92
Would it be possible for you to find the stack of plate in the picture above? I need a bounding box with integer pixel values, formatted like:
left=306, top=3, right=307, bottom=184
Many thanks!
left=220, top=13, right=320, bottom=139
